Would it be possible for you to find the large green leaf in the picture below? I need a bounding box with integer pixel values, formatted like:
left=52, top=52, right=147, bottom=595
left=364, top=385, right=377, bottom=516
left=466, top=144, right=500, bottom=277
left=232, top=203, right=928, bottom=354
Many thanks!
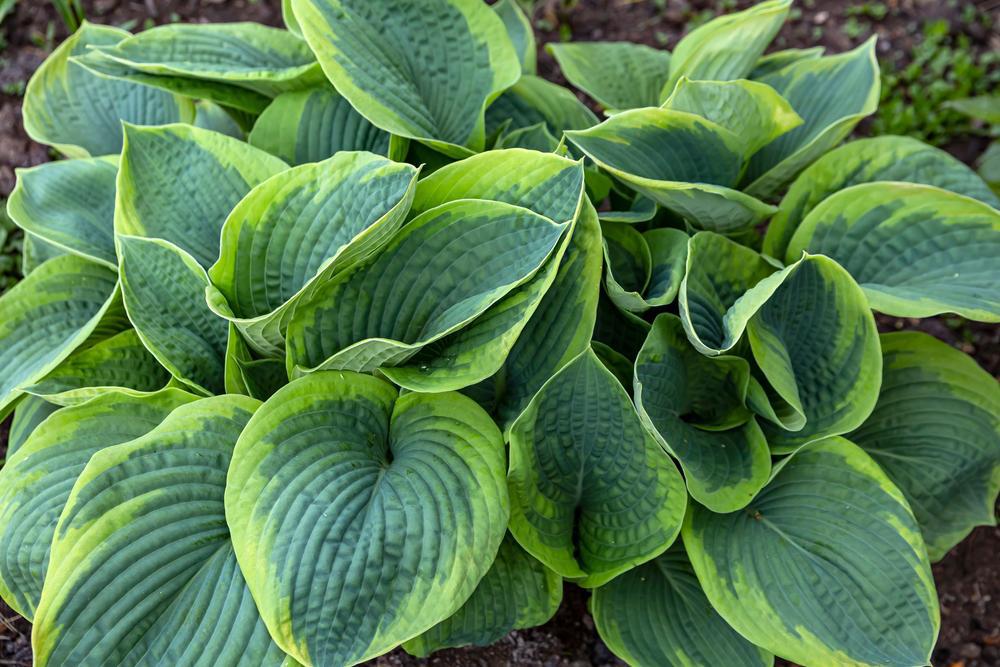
left=21, top=22, right=191, bottom=158
left=72, top=49, right=273, bottom=116
left=0, top=389, right=196, bottom=620
left=748, top=254, right=882, bottom=452
left=292, top=0, right=520, bottom=155
left=248, top=85, right=392, bottom=165
left=591, top=543, right=773, bottom=667
left=22, top=329, right=170, bottom=406
left=684, top=438, right=939, bottom=667
left=404, top=534, right=561, bottom=657
left=661, top=77, right=802, bottom=158
left=493, top=0, right=536, bottom=75
left=635, top=315, right=770, bottom=512
left=678, top=231, right=779, bottom=356
left=548, top=41, right=671, bottom=111
left=115, top=123, right=288, bottom=269
left=32, top=396, right=294, bottom=666
left=749, top=46, right=824, bottom=79
left=207, top=151, right=417, bottom=356
left=507, top=348, right=687, bottom=588
left=850, top=332, right=1000, bottom=562
left=285, top=199, right=565, bottom=380
left=566, top=108, right=775, bottom=233
left=664, top=0, right=791, bottom=96
left=118, top=236, right=229, bottom=396
left=0, top=255, right=118, bottom=417
left=743, top=38, right=880, bottom=198
left=7, top=157, right=118, bottom=268
left=226, top=372, right=508, bottom=666
left=6, top=397, right=60, bottom=459
left=87, top=22, right=322, bottom=97
left=786, top=182, right=1000, bottom=322
left=764, top=135, right=1000, bottom=259
left=409, top=149, right=597, bottom=423
left=603, top=223, right=688, bottom=313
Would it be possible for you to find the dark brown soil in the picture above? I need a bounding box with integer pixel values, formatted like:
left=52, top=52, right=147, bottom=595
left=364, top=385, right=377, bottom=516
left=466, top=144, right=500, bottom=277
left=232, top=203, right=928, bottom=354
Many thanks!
left=0, top=2, right=997, bottom=666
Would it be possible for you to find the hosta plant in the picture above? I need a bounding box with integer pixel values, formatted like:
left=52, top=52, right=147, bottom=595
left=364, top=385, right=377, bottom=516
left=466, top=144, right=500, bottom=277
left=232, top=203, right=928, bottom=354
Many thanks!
left=1, top=1, right=998, bottom=666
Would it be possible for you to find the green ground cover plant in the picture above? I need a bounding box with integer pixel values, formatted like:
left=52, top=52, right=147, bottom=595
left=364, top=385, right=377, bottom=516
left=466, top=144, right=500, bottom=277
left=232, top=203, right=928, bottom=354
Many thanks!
left=0, top=1, right=998, bottom=666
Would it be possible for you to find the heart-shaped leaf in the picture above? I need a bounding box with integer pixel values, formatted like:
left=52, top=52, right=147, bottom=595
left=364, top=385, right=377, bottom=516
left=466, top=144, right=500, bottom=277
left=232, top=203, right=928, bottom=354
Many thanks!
left=31, top=396, right=294, bottom=666
left=115, top=123, right=288, bottom=268
left=507, top=348, right=687, bottom=587
left=548, top=41, right=671, bottom=111
left=786, top=182, right=1000, bottom=322
left=592, top=544, right=772, bottom=667
left=0, top=389, right=197, bottom=620
left=684, top=437, right=939, bottom=667
left=0, top=255, right=119, bottom=417
left=7, top=157, right=118, bottom=268
left=292, top=0, right=520, bottom=155
left=850, top=332, right=1000, bottom=561
left=226, top=372, right=509, bottom=666
left=765, top=135, right=1000, bottom=259
left=22, top=22, right=191, bottom=158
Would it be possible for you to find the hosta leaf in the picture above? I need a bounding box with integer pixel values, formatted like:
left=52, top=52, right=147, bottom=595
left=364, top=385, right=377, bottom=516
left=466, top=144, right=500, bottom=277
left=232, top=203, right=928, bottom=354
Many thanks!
left=194, top=100, right=245, bottom=139
left=248, top=85, right=392, bottom=165
left=661, top=77, right=802, bottom=158
left=7, top=157, right=118, bottom=268
left=603, top=223, right=687, bottom=313
left=547, top=41, right=671, bottom=111
left=507, top=348, right=687, bottom=588
left=635, top=315, right=770, bottom=512
left=494, top=0, right=536, bottom=75
left=21, top=233, right=68, bottom=276
left=115, top=123, right=288, bottom=268
left=6, top=397, right=59, bottom=459
left=850, top=332, right=1000, bottom=562
left=591, top=544, right=773, bottom=667
left=678, top=231, right=779, bottom=356
left=411, top=150, right=598, bottom=424
left=118, top=236, right=229, bottom=396
left=664, top=0, right=791, bottom=96
left=743, top=38, right=880, bottom=198
left=207, top=152, right=417, bottom=356
left=748, top=255, right=882, bottom=452
left=285, top=199, right=565, bottom=377
left=404, top=534, right=561, bottom=657
left=764, top=136, right=999, bottom=259
left=0, top=255, right=118, bottom=417
left=750, top=46, right=824, bottom=79
left=684, top=437, right=939, bottom=667
left=566, top=109, right=776, bottom=233
left=22, top=22, right=191, bottom=158
left=0, top=389, right=197, bottom=620
left=22, top=329, right=170, bottom=406
left=89, top=22, right=322, bottom=97
left=72, top=49, right=273, bottom=116
left=786, top=182, right=1000, bottom=322
left=293, top=0, right=520, bottom=155
left=599, top=193, right=657, bottom=224
left=32, top=396, right=293, bottom=666
left=226, top=372, right=509, bottom=666
left=486, top=74, right=598, bottom=140
left=411, top=148, right=586, bottom=224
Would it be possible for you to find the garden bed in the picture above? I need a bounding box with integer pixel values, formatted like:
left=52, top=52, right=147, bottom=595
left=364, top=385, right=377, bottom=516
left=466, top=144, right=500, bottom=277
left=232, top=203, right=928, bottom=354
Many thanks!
left=1, top=1, right=997, bottom=666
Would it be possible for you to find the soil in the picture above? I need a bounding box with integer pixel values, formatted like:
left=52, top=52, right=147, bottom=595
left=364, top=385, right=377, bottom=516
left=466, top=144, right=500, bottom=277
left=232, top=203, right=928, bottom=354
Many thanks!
left=1, top=1, right=998, bottom=666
